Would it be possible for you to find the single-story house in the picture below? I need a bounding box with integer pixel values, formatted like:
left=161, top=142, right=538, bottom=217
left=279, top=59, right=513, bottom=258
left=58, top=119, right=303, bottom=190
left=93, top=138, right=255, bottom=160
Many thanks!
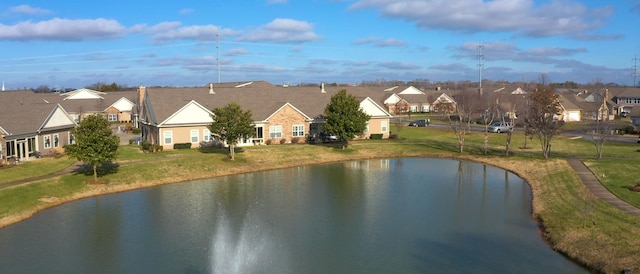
left=138, top=81, right=393, bottom=150
left=0, top=90, right=77, bottom=163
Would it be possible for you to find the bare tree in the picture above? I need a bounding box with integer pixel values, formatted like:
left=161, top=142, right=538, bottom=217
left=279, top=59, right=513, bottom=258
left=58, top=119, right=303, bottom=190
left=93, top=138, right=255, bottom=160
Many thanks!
left=589, top=117, right=612, bottom=160
left=481, top=94, right=498, bottom=155
left=449, top=91, right=480, bottom=153
left=501, top=94, right=525, bottom=157
left=526, top=83, right=564, bottom=159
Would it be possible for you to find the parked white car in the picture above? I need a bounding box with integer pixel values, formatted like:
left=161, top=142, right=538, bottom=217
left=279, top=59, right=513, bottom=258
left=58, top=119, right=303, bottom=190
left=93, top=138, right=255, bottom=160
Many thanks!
left=488, top=122, right=513, bottom=133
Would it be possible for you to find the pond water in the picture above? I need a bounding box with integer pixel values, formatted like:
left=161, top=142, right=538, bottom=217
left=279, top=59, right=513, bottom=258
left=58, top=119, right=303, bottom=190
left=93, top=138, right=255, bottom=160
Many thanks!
left=0, top=158, right=586, bottom=273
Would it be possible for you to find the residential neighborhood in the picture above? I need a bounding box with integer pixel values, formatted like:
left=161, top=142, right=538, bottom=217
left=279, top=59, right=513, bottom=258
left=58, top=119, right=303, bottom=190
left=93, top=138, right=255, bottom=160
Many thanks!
left=2, top=80, right=640, bottom=164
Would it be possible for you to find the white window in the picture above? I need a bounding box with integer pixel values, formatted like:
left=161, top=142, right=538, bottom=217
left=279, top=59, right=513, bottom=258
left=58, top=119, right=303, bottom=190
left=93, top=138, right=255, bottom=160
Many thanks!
left=190, top=130, right=199, bottom=143
left=292, top=124, right=305, bottom=137
left=53, top=133, right=60, bottom=147
left=43, top=135, right=52, bottom=149
left=203, top=129, right=211, bottom=142
left=71, top=114, right=80, bottom=123
left=269, top=125, right=282, bottom=138
left=164, top=131, right=173, bottom=145
left=365, top=122, right=370, bottom=133
left=381, top=121, right=388, bottom=132
left=107, top=113, right=117, bottom=122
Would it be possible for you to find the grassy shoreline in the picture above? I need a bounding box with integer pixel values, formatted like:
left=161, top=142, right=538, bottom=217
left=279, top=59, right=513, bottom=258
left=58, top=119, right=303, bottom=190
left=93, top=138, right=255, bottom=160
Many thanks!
left=1, top=128, right=639, bottom=273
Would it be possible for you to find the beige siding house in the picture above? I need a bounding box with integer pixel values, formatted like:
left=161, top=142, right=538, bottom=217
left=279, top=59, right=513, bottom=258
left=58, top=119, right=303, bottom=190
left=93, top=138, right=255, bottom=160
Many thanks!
left=138, top=81, right=393, bottom=150
left=0, top=90, right=77, bottom=163
left=0, top=88, right=137, bottom=163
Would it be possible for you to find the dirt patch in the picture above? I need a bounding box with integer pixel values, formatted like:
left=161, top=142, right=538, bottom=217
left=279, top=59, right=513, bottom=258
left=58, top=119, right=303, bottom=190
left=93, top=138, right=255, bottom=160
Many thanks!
left=38, top=196, right=59, bottom=203
left=629, top=183, right=640, bottom=192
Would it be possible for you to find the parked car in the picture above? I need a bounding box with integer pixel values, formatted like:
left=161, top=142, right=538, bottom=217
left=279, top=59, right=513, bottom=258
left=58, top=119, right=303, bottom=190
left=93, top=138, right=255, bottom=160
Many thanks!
left=620, top=112, right=629, bottom=117
left=488, top=122, right=512, bottom=133
left=319, top=132, right=339, bottom=142
left=408, top=119, right=429, bottom=127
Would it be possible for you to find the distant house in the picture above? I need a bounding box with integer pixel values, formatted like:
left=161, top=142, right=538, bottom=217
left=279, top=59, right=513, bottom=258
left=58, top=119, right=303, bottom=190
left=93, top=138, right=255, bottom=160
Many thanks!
left=553, top=89, right=616, bottom=122
left=0, top=88, right=137, bottom=163
left=0, top=90, right=76, bottom=163
left=629, top=106, right=640, bottom=127
left=382, top=86, right=457, bottom=114
left=57, top=88, right=138, bottom=123
left=608, top=87, right=640, bottom=115
left=138, top=81, right=393, bottom=150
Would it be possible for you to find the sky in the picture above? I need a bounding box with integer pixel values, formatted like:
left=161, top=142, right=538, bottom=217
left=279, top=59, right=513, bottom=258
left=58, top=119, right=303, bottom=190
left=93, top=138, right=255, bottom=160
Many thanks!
left=0, top=0, right=639, bottom=89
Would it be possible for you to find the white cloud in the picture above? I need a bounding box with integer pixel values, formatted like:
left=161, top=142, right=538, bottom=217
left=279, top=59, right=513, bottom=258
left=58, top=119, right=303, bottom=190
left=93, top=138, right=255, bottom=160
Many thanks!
left=0, top=18, right=126, bottom=41
left=354, top=36, right=378, bottom=45
left=240, top=18, right=322, bottom=43
left=520, top=47, right=587, bottom=57
left=225, top=48, right=249, bottom=55
left=135, top=22, right=237, bottom=42
left=9, top=5, right=52, bottom=15
left=349, top=0, right=616, bottom=39
left=378, top=61, right=421, bottom=70
left=179, top=8, right=195, bottom=15
left=375, top=38, right=406, bottom=47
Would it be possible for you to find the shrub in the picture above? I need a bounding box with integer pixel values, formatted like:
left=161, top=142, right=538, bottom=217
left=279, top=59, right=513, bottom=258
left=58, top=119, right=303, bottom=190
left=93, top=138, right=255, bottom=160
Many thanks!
left=623, top=125, right=636, bottom=134
left=140, top=140, right=163, bottom=152
left=153, top=144, right=163, bottom=152
left=291, top=137, right=303, bottom=144
left=370, top=134, right=383, bottom=140
left=265, top=139, right=273, bottom=145
left=200, top=140, right=225, bottom=149
left=131, top=128, right=141, bottom=134
left=389, top=134, right=399, bottom=140
left=280, top=138, right=287, bottom=144
left=173, top=143, right=192, bottom=149
left=129, top=138, right=136, bottom=145
left=141, top=140, right=151, bottom=151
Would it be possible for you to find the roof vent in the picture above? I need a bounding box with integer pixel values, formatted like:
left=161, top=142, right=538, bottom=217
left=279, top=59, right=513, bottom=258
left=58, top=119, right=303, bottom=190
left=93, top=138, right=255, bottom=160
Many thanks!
left=209, top=83, right=215, bottom=94
left=320, top=82, right=326, bottom=93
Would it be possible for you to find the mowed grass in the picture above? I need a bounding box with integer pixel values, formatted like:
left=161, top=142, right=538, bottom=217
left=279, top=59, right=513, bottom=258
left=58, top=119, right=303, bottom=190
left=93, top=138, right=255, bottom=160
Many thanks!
left=0, top=157, right=76, bottom=185
left=1, top=126, right=640, bottom=273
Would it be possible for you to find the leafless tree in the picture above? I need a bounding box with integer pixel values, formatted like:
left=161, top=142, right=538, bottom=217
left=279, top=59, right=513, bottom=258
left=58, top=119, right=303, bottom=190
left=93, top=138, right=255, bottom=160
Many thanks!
left=481, top=93, right=498, bottom=155
left=449, top=91, right=481, bottom=153
left=589, top=117, right=612, bottom=160
left=526, top=82, right=564, bottom=159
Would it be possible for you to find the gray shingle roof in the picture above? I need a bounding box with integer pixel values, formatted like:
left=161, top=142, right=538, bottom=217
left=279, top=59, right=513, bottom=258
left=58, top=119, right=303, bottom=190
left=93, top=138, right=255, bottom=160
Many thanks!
left=143, top=83, right=389, bottom=125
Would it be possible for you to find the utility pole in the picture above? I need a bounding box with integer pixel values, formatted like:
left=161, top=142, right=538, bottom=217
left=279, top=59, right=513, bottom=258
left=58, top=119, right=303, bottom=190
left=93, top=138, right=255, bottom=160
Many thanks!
left=477, top=44, right=484, bottom=93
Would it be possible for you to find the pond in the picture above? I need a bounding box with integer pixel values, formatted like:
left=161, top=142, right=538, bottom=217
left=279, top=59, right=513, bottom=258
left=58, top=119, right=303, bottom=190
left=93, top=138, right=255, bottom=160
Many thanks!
left=0, top=158, right=586, bottom=273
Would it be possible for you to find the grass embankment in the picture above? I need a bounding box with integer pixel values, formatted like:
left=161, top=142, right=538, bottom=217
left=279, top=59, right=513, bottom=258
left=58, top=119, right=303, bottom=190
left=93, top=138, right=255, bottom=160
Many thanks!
left=1, top=126, right=640, bottom=273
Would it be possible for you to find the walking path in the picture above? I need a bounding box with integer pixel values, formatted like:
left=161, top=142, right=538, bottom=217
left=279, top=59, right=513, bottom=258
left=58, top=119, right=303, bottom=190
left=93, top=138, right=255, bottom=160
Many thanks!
left=566, top=157, right=640, bottom=217
left=0, top=161, right=85, bottom=190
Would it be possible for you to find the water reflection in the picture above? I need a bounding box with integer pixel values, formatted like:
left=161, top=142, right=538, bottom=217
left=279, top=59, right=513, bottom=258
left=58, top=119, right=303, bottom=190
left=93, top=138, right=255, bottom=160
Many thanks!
left=0, top=158, right=585, bottom=274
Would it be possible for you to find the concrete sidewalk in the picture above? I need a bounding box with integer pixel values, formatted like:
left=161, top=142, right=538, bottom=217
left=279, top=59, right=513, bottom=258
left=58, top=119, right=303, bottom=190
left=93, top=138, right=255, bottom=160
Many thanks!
left=566, top=157, right=640, bottom=217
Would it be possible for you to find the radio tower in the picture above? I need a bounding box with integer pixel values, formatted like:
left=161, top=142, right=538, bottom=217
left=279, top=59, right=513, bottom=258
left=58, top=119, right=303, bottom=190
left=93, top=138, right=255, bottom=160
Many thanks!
left=477, top=44, right=484, bottom=94
left=633, top=55, right=638, bottom=87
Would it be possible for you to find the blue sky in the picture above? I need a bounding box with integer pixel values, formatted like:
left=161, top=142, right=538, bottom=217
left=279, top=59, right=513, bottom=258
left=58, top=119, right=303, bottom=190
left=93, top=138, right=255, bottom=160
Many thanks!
left=0, top=0, right=639, bottom=89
